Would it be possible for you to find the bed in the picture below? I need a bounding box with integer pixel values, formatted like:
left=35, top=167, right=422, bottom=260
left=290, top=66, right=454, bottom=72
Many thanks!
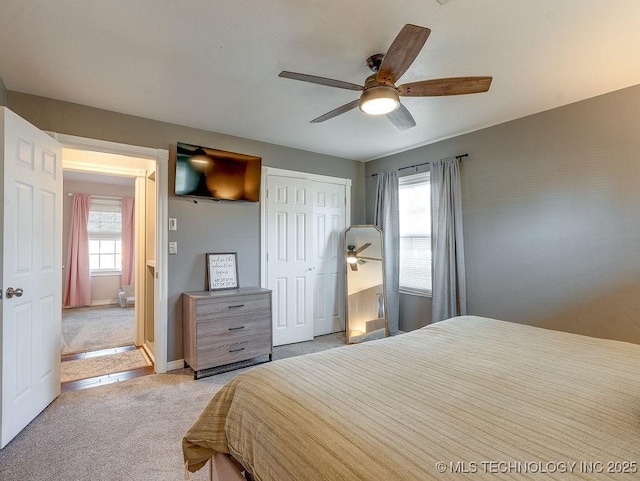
left=183, top=316, right=640, bottom=480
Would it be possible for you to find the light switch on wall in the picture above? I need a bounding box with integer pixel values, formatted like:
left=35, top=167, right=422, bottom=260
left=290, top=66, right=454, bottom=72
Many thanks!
left=169, top=241, right=178, bottom=255
left=169, top=218, right=177, bottom=230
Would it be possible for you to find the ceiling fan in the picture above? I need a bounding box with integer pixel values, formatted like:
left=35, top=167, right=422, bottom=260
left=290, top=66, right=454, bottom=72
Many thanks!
left=279, top=24, right=492, bottom=130
left=346, top=243, right=381, bottom=271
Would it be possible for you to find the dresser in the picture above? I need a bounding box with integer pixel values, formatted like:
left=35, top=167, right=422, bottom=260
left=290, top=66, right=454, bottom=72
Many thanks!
left=183, top=287, right=272, bottom=379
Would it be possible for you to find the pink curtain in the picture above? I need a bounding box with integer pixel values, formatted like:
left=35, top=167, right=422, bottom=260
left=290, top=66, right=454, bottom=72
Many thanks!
left=121, top=197, right=135, bottom=286
left=63, top=194, right=91, bottom=307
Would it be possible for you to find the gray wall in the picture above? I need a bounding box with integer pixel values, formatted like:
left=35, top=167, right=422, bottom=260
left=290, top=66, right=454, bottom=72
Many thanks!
left=0, top=76, right=6, bottom=106
left=63, top=179, right=135, bottom=305
left=366, top=84, right=640, bottom=344
left=8, top=91, right=365, bottom=361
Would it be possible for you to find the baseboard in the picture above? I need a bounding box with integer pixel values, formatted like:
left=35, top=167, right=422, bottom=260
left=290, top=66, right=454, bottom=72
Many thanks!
left=91, top=299, right=119, bottom=306
left=166, top=359, right=185, bottom=371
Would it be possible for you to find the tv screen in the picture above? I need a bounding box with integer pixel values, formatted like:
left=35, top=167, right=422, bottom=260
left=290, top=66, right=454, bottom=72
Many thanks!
left=175, top=142, right=261, bottom=202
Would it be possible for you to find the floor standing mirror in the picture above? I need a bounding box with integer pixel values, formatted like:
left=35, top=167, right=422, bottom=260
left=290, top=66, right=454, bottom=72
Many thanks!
left=345, top=225, right=388, bottom=343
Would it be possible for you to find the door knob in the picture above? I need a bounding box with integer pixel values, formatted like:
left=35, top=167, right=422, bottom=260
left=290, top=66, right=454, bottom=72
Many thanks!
left=6, top=287, right=23, bottom=299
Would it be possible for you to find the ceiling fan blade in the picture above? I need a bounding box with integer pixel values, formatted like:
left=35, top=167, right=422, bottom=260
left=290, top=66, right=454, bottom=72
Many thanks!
left=398, top=77, right=493, bottom=97
left=359, top=256, right=382, bottom=262
left=386, top=103, right=416, bottom=131
left=310, top=99, right=360, bottom=124
left=354, top=243, right=371, bottom=254
left=350, top=263, right=358, bottom=271
left=279, top=71, right=364, bottom=91
left=376, top=24, right=431, bottom=86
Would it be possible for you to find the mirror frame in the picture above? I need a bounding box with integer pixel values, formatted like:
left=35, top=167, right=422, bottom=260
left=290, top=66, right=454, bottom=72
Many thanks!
left=345, top=224, right=389, bottom=343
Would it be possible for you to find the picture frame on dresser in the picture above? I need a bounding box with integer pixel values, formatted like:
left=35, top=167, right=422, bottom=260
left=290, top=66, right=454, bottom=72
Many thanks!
left=206, top=252, right=239, bottom=291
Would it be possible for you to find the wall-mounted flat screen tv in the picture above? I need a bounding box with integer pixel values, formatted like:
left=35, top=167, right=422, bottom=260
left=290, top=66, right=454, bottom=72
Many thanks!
left=175, top=142, right=262, bottom=202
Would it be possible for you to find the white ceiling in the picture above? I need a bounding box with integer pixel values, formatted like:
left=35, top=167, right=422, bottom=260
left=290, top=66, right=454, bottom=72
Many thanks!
left=1, top=0, right=640, bottom=161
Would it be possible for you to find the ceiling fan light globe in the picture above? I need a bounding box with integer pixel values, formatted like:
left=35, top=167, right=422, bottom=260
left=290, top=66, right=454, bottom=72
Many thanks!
left=359, top=86, right=400, bottom=115
left=346, top=252, right=359, bottom=264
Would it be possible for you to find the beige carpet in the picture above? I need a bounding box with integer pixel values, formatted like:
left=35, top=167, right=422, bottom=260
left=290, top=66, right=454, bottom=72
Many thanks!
left=0, top=332, right=346, bottom=481
left=62, top=348, right=152, bottom=383
left=62, top=305, right=135, bottom=355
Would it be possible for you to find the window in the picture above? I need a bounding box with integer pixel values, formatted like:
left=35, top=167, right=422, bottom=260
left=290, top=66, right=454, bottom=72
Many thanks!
left=88, top=198, right=122, bottom=273
left=399, top=172, right=431, bottom=295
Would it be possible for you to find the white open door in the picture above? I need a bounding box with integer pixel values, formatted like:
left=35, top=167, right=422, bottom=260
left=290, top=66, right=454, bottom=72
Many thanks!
left=0, top=107, right=62, bottom=448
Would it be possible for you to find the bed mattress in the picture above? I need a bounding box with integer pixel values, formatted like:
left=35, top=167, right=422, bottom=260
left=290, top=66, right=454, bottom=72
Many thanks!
left=183, top=316, right=640, bottom=480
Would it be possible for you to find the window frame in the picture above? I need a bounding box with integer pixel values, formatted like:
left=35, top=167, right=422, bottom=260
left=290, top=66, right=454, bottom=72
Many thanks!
left=87, top=197, right=123, bottom=276
left=398, top=171, right=432, bottom=297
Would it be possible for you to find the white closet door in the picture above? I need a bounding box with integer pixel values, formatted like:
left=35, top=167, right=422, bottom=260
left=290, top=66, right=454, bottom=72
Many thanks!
left=266, top=175, right=314, bottom=346
left=313, top=181, right=346, bottom=336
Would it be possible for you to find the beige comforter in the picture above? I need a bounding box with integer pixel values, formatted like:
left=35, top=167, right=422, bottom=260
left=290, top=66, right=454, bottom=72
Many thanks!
left=183, top=316, right=640, bottom=480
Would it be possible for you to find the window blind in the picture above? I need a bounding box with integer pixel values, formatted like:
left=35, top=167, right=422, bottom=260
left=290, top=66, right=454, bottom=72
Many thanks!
left=88, top=198, right=123, bottom=271
left=399, top=172, right=432, bottom=295
left=87, top=198, right=122, bottom=240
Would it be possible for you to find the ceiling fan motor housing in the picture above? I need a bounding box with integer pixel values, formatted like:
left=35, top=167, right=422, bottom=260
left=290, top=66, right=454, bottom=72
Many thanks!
left=359, top=76, right=400, bottom=115
left=346, top=245, right=359, bottom=264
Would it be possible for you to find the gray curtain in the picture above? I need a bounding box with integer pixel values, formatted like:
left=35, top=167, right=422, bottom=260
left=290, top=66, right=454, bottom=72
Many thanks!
left=430, top=156, right=467, bottom=322
left=374, top=171, right=400, bottom=334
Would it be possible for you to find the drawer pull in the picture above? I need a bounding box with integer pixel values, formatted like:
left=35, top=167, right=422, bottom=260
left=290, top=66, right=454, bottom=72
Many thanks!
left=228, top=326, right=245, bottom=331
left=228, top=304, right=245, bottom=309
left=229, top=347, right=245, bottom=353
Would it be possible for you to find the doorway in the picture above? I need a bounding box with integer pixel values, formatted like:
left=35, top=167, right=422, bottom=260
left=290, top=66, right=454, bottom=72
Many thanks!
left=60, top=168, right=152, bottom=389
left=0, top=109, right=169, bottom=447
left=54, top=134, right=169, bottom=374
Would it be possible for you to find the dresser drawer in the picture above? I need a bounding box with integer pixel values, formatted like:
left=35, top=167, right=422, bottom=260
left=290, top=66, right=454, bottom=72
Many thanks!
left=196, top=314, right=271, bottom=338
left=195, top=294, right=271, bottom=321
left=196, top=331, right=272, bottom=367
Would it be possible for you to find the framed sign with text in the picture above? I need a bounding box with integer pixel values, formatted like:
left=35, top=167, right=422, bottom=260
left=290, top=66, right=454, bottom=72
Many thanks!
left=206, top=252, right=239, bottom=291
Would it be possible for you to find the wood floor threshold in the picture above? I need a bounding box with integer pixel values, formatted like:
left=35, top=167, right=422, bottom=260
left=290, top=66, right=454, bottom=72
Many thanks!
left=61, top=345, right=154, bottom=393
left=61, top=344, right=138, bottom=362
left=61, top=365, right=155, bottom=393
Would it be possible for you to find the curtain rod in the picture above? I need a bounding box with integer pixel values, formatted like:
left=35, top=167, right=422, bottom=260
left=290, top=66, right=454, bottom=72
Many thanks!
left=67, top=193, right=123, bottom=201
left=370, top=153, right=468, bottom=177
